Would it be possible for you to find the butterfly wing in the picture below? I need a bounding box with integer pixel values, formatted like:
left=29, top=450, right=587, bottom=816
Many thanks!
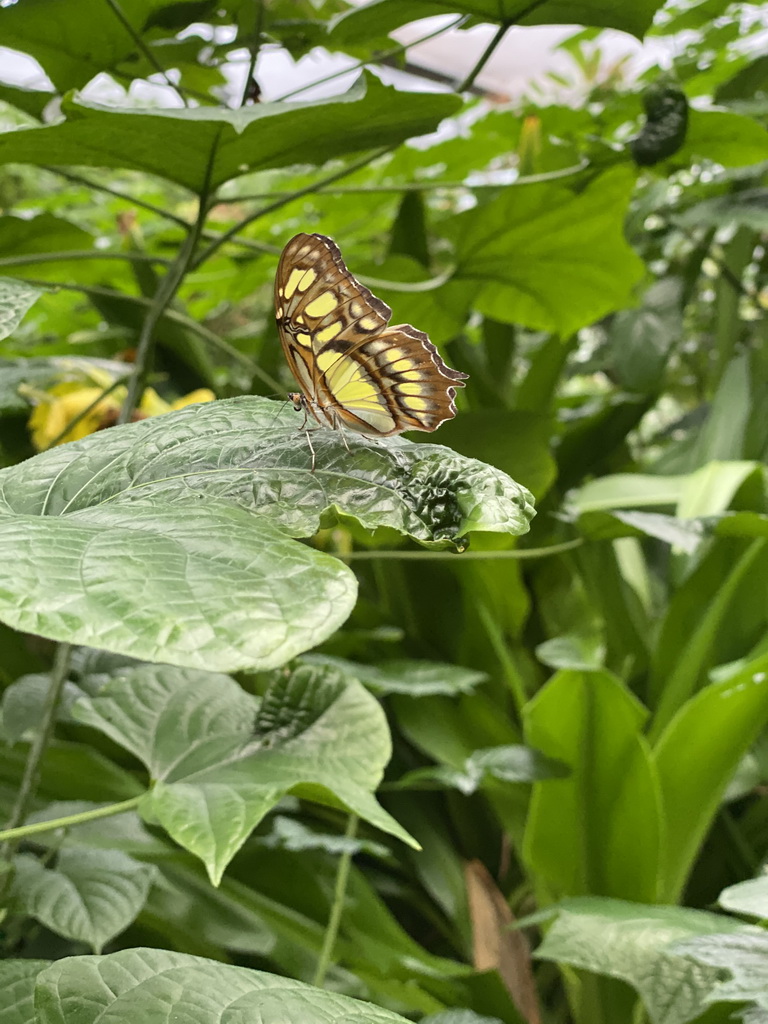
left=275, top=232, right=467, bottom=436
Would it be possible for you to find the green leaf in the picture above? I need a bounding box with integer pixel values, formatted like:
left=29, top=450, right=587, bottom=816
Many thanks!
left=303, top=654, right=488, bottom=696
left=718, top=876, right=768, bottom=919
left=0, top=959, right=49, bottom=1024
left=0, top=356, right=131, bottom=415
left=73, top=662, right=414, bottom=883
left=674, top=931, right=768, bottom=1014
left=652, top=655, right=768, bottom=902
left=675, top=109, right=768, bottom=168
left=535, top=632, right=605, bottom=670
left=330, top=0, right=664, bottom=43
left=0, top=397, right=532, bottom=670
left=535, top=897, right=758, bottom=1024
left=523, top=670, right=661, bottom=903
left=443, top=168, right=644, bottom=335
left=0, top=0, right=212, bottom=92
left=0, top=279, right=43, bottom=343
left=676, top=188, right=768, bottom=231
left=608, top=277, right=684, bottom=394
left=0, top=76, right=461, bottom=193
left=1, top=673, right=82, bottom=742
left=396, top=744, right=568, bottom=794
left=0, top=83, right=53, bottom=120
left=34, top=947, right=414, bottom=1024
left=9, top=849, right=155, bottom=953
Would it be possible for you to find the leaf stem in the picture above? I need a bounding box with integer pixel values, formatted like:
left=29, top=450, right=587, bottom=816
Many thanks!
left=42, top=374, right=131, bottom=449
left=0, top=796, right=143, bottom=844
left=456, top=0, right=551, bottom=93
left=103, top=0, right=189, bottom=107
left=192, top=146, right=392, bottom=270
left=457, top=20, right=510, bottom=93
left=42, top=167, right=190, bottom=228
left=118, top=140, right=220, bottom=422
left=0, top=251, right=171, bottom=269
left=274, top=16, right=466, bottom=102
left=220, top=160, right=590, bottom=202
left=341, top=540, right=582, bottom=560
left=0, top=644, right=73, bottom=879
left=239, top=0, right=266, bottom=107
left=313, top=813, right=358, bottom=988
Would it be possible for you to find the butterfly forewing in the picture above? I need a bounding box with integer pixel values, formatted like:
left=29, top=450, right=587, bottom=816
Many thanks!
left=275, top=232, right=467, bottom=438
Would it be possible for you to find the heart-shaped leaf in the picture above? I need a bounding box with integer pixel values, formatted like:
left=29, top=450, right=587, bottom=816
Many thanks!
left=73, top=661, right=412, bottom=883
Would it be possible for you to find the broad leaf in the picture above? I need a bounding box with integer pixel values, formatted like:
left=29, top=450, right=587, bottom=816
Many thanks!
left=304, top=654, right=488, bottom=696
left=652, top=655, right=768, bottom=902
left=0, top=278, right=43, bottom=343
left=34, top=947, right=413, bottom=1024
left=396, top=744, right=568, bottom=794
left=0, top=0, right=193, bottom=92
left=523, top=670, right=661, bottom=903
left=535, top=897, right=758, bottom=1024
left=674, top=931, right=768, bottom=1014
left=9, top=849, right=155, bottom=953
left=718, top=876, right=768, bottom=919
left=331, top=0, right=664, bottom=43
left=0, top=76, right=461, bottom=194
left=73, top=662, right=413, bottom=883
left=442, top=168, right=644, bottom=336
left=0, top=397, right=532, bottom=671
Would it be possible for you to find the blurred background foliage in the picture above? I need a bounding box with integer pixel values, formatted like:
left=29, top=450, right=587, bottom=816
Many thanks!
left=2, top=1, right=768, bottom=1022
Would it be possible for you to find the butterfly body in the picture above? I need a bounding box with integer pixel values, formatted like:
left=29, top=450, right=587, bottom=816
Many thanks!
left=275, top=233, right=467, bottom=442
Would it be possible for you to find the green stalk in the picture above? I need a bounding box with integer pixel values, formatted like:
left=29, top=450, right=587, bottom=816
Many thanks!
left=312, top=814, right=358, bottom=988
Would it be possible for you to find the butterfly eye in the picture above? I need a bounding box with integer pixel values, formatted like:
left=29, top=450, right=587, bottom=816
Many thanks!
left=275, top=233, right=468, bottom=446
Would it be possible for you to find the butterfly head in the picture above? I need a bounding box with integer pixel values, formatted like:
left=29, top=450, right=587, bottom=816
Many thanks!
left=288, top=391, right=305, bottom=413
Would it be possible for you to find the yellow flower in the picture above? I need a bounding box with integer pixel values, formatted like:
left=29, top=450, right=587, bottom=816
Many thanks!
left=27, top=378, right=216, bottom=451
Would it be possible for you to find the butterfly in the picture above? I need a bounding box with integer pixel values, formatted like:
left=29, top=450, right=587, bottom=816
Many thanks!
left=275, top=232, right=467, bottom=465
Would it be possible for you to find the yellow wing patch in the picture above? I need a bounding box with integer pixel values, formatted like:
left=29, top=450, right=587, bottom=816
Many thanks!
left=275, top=232, right=468, bottom=440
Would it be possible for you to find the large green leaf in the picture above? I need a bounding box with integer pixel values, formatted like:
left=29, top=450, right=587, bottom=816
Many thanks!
left=442, top=168, right=644, bottom=335
left=0, top=76, right=461, bottom=194
left=652, top=654, right=768, bottom=902
left=330, top=0, right=664, bottom=42
left=0, top=397, right=532, bottom=670
left=34, top=948, right=413, bottom=1024
left=535, top=897, right=758, bottom=1024
left=0, top=0, right=211, bottom=92
left=522, top=670, right=661, bottom=903
left=674, top=931, right=768, bottom=1017
left=73, top=662, right=412, bottom=883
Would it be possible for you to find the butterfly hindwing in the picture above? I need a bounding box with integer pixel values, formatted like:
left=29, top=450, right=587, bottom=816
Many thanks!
left=275, top=232, right=467, bottom=438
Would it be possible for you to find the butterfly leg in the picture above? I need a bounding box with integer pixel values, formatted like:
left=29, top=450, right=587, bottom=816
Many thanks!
left=303, top=427, right=317, bottom=473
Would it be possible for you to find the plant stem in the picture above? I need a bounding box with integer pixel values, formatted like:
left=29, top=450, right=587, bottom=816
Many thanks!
left=312, top=814, right=358, bottom=988
left=458, top=20, right=510, bottom=93
left=0, top=251, right=170, bottom=269
left=342, top=540, right=582, bottom=560
left=0, top=796, right=143, bottom=844
left=239, top=0, right=266, bottom=107
left=274, top=16, right=466, bottom=102
left=103, top=0, right=189, bottom=106
left=0, top=643, right=72, bottom=877
left=220, top=159, right=590, bottom=202
left=456, top=0, right=550, bottom=93
left=118, top=141, right=219, bottom=422
left=192, top=146, right=392, bottom=271
left=42, top=167, right=190, bottom=228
